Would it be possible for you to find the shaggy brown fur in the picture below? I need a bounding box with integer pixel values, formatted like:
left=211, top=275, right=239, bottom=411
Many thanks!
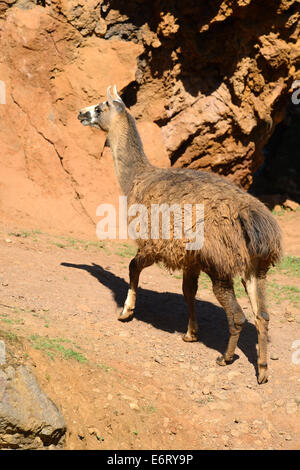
left=78, top=87, right=283, bottom=384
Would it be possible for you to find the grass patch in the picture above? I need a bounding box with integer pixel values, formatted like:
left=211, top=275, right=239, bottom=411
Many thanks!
left=8, top=229, right=41, bottom=239
left=0, top=329, right=19, bottom=343
left=50, top=236, right=111, bottom=254
left=267, top=281, right=300, bottom=306
left=0, top=317, right=23, bottom=325
left=146, top=404, right=157, bottom=413
left=198, top=272, right=211, bottom=290
left=271, top=207, right=286, bottom=217
left=29, top=335, right=87, bottom=363
left=172, top=272, right=183, bottom=280
left=270, top=256, right=300, bottom=277
left=115, top=243, right=137, bottom=258
left=234, top=278, right=247, bottom=298
left=97, top=363, right=114, bottom=372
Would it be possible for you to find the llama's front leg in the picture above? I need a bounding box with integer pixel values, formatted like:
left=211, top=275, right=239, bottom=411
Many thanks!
left=182, top=268, right=200, bottom=342
left=212, top=278, right=246, bottom=365
left=118, top=253, right=153, bottom=322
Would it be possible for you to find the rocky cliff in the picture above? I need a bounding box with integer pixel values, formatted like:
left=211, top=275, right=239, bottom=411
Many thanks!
left=0, top=0, right=299, bottom=236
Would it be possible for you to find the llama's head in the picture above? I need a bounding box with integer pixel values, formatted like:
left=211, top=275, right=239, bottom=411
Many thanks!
left=78, top=85, right=125, bottom=132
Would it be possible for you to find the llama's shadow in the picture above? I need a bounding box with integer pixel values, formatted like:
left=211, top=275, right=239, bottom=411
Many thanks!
left=61, top=262, right=259, bottom=376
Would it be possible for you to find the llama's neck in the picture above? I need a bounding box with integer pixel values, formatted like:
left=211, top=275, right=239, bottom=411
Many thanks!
left=108, top=112, right=152, bottom=195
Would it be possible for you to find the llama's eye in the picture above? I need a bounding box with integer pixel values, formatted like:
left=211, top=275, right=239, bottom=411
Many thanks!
left=95, top=105, right=101, bottom=114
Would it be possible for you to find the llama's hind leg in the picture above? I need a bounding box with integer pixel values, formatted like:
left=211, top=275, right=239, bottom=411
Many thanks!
left=182, top=267, right=200, bottom=342
left=118, top=252, right=153, bottom=322
left=243, top=271, right=269, bottom=384
left=211, top=279, right=246, bottom=365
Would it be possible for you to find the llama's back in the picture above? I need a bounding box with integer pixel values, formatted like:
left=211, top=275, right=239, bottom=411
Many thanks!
left=130, top=167, right=282, bottom=278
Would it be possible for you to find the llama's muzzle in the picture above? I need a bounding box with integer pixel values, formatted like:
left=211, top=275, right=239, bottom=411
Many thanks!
left=78, top=110, right=91, bottom=126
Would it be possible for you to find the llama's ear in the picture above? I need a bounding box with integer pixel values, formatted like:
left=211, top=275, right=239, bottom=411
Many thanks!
left=107, top=85, right=125, bottom=112
left=107, top=85, right=114, bottom=106
left=113, top=84, right=123, bottom=103
left=111, top=84, right=125, bottom=113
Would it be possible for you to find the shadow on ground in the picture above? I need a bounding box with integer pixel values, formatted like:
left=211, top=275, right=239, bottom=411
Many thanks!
left=62, top=262, right=259, bottom=377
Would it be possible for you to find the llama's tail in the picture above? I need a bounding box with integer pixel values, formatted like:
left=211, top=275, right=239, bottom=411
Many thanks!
left=239, top=203, right=283, bottom=267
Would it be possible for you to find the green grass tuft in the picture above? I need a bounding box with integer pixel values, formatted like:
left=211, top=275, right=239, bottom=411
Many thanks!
left=270, top=256, right=300, bottom=277
left=115, top=243, right=138, bottom=258
left=29, top=335, right=87, bottom=363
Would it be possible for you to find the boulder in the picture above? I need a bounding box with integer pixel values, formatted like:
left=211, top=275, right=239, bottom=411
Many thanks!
left=0, top=362, right=66, bottom=449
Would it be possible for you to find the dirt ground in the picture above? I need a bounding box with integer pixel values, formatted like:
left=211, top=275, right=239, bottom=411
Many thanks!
left=0, top=209, right=299, bottom=450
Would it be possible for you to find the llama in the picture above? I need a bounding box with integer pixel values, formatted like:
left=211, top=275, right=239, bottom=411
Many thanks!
left=78, top=85, right=282, bottom=384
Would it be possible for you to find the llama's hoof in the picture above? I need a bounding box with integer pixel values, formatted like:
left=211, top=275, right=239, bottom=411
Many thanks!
left=118, top=308, right=134, bottom=322
left=216, top=355, right=227, bottom=366
left=216, top=355, right=234, bottom=366
left=257, top=365, right=268, bottom=384
left=182, top=333, right=198, bottom=342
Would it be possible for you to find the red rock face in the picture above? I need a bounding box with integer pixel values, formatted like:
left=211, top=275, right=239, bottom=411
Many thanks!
left=0, top=1, right=299, bottom=236
left=114, top=0, right=299, bottom=188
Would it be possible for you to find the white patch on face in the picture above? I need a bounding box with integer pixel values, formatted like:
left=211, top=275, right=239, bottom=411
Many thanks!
left=79, top=101, right=107, bottom=128
left=80, top=104, right=98, bottom=125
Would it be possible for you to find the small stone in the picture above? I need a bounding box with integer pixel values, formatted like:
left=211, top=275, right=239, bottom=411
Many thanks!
left=78, top=304, right=92, bottom=313
left=202, top=387, right=210, bottom=395
left=222, top=384, right=231, bottom=390
left=275, top=399, right=284, bottom=407
left=266, top=421, right=274, bottom=433
left=88, top=427, right=102, bottom=440
left=227, top=371, right=240, bottom=381
left=253, top=420, right=263, bottom=426
left=283, top=199, right=299, bottom=211
left=285, top=435, right=292, bottom=441
left=238, top=423, right=249, bottom=434
left=119, top=331, right=130, bottom=338
left=285, top=306, right=298, bottom=317
left=129, top=402, right=139, bottom=411
left=4, top=366, right=15, bottom=380
left=270, top=353, right=279, bottom=360
left=5, top=238, right=12, bottom=243
left=142, top=371, right=153, bottom=378
left=208, top=401, right=232, bottom=411
left=254, top=440, right=262, bottom=446
left=214, top=391, right=227, bottom=400
left=261, top=429, right=271, bottom=440
left=121, top=394, right=134, bottom=401
left=94, top=18, right=107, bottom=37
left=152, top=38, right=162, bottom=48
left=154, top=357, right=163, bottom=365
left=286, top=401, right=297, bottom=414
left=163, top=417, right=169, bottom=428
left=204, top=374, right=215, bottom=384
